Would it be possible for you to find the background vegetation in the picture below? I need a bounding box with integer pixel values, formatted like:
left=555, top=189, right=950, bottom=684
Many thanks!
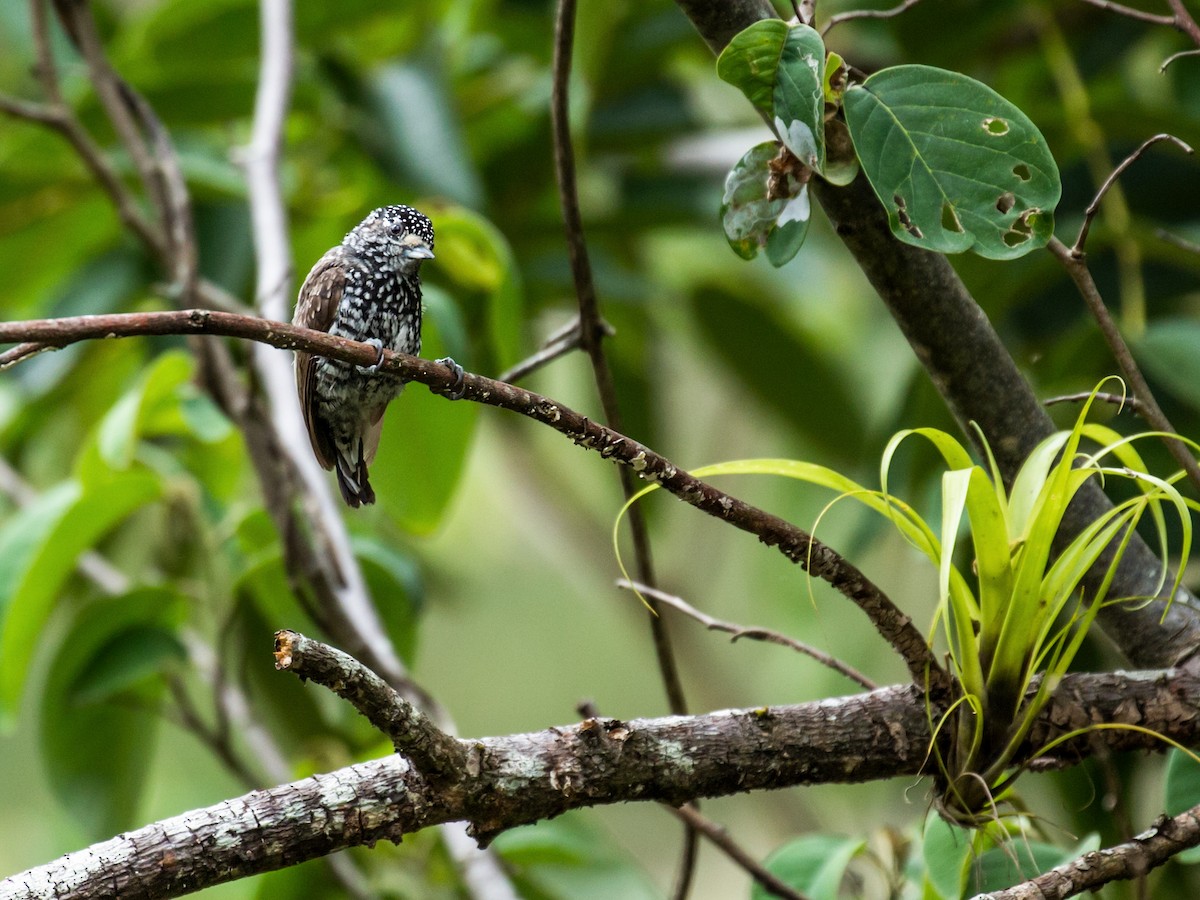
left=1, top=0, right=1199, bottom=897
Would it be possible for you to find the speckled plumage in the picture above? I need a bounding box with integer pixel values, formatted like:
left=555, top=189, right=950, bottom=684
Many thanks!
left=293, top=205, right=434, bottom=507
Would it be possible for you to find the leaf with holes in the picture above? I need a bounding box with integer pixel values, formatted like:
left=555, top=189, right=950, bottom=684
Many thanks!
left=844, top=65, right=1060, bottom=259
left=721, top=141, right=810, bottom=266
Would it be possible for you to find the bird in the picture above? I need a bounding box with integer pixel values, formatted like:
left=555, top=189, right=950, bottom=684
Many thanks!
left=293, top=204, right=460, bottom=508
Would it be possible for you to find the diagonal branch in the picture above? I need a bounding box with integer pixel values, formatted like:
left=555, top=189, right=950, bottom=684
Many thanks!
left=0, top=308, right=938, bottom=685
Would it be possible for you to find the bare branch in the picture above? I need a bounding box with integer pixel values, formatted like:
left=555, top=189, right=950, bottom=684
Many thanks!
left=671, top=804, right=810, bottom=900
left=821, top=0, right=923, bottom=36
left=1047, top=236, right=1200, bottom=497
left=496, top=316, right=589, bottom=383
left=618, top=580, right=877, bottom=690
left=1072, top=134, right=1194, bottom=254
left=274, top=630, right=468, bottom=780
left=1161, top=47, right=1200, bottom=70
left=1044, top=390, right=1147, bottom=417
left=0, top=308, right=939, bottom=683
left=1076, top=0, right=1175, bottom=27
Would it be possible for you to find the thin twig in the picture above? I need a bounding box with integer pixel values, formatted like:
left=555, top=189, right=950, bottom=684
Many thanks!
left=0, top=342, right=51, bottom=370
left=274, top=630, right=467, bottom=780
left=821, top=0, right=923, bottom=36
left=618, top=580, right=877, bottom=690
left=1044, top=391, right=1146, bottom=417
left=1161, top=48, right=1200, bottom=70
left=0, top=308, right=941, bottom=685
left=1072, top=134, right=1194, bottom=254
left=496, top=316, right=588, bottom=383
left=51, top=1, right=167, bottom=225
left=1076, top=0, right=1175, bottom=27
left=1157, top=228, right=1200, bottom=254
left=1048, top=236, right=1200, bottom=497
left=671, top=804, right=811, bottom=900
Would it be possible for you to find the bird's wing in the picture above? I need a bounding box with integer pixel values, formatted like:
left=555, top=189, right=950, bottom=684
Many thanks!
left=294, top=248, right=346, bottom=471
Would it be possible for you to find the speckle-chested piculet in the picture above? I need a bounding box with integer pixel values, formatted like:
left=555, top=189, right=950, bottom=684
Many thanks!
left=293, top=205, right=461, bottom=507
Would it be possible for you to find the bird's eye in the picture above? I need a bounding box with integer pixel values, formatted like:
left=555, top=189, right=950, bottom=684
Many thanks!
left=389, top=223, right=404, bottom=236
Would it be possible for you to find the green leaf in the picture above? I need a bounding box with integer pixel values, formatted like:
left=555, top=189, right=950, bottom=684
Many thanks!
left=0, top=471, right=161, bottom=719
left=717, top=21, right=827, bottom=174
left=372, top=306, right=478, bottom=534
left=493, top=814, right=658, bottom=900
left=69, top=625, right=186, bottom=706
left=720, top=142, right=810, bottom=265
left=1135, top=319, right=1200, bottom=413
left=844, top=65, right=1060, bottom=259
left=771, top=24, right=827, bottom=172
left=716, top=19, right=791, bottom=116
left=765, top=187, right=812, bottom=267
left=352, top=535, right=424, bottom=663
left=721, top=142, right=784, bottom=260
left=920, top=813, right=971, bottom=899
left=753, top=833, right=866, bottom=900
left=431, top=206, right=525, bottom=372
left=967, top=841, right=1073, bottom=893
left=40, top=587, right=185, bottom=839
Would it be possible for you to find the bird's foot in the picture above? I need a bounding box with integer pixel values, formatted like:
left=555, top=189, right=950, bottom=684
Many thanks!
left=436, top=357, right=466, bottom=400
left=358, top=338, right=386, bottom=373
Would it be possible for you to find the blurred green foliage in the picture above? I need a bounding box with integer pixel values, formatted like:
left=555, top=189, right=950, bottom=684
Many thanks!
left=1, top=0, right=1199, bottom=897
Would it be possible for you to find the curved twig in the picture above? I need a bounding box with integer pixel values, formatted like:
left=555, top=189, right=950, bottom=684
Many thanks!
left=821, top=0, right=923, bottom=36
left=618, top=580, right=877, bottom=690
left=1072, top=134, right=1194, bottom=254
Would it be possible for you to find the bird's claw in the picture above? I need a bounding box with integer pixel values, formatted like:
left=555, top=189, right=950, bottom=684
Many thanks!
left=436, top=357, right=465, bottom=400
left=358, top=338, right=386, bottom=373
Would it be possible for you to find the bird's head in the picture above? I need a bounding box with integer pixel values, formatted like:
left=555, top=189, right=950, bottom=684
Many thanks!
left=345, top=205, right=435, bottom=275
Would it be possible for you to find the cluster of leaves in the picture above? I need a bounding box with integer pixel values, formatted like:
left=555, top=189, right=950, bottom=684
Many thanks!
left=718, top=19, right=1061, bottom=265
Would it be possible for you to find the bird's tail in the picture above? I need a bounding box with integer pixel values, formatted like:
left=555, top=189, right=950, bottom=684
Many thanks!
left=334, top=440, right=376, bottom=507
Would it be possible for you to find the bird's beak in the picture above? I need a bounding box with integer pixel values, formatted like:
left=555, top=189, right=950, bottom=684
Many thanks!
left=405, top=243, right=434, bottom=261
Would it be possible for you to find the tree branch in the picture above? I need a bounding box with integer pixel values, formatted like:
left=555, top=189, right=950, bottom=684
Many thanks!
left=980, top=807, right=1200, bottom=900
left=273, top=630, right=468, bottom=780
left=0, top=308, right=937, bottom=685
left=5, top=666, right=1199, bottom=900
left=618, top=579, right=876, bottom=690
